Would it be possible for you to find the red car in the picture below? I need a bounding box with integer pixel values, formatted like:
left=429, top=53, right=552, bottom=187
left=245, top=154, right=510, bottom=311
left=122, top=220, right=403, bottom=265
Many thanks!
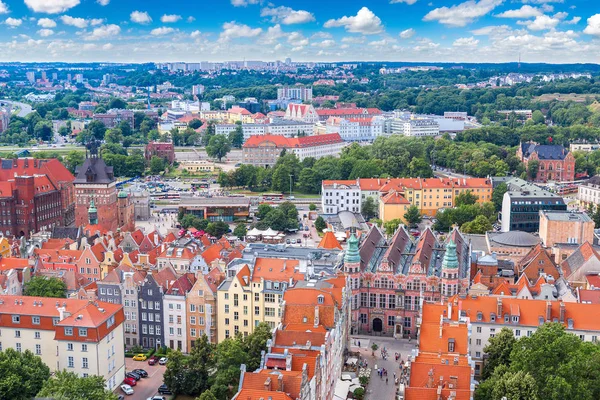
left=123, top=377, right=137, bottom=386
left=148, top=356, right=159, bottom=366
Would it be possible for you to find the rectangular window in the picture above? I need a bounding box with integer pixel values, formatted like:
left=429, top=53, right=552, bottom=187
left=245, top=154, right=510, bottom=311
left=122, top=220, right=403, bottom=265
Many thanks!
left=190, top=304, right=196, bottom=312
left=32, top=316, right=40, bottom=325
left=78, top=328, right=87, bottom=337
left=82, top=344, right=87, bottom=352
left=64, top=327, right=73, bottom=336
left=265, top=293, right=276, bottom=303
left=388, top=316, right=395, bottom=326
left=82, top=357, right=88, bottom=369
left=67, top=343, right=73, bottom=351
left=35, top=344, right=41, bottom=355
left=11, top=315, right=20, bottom=324
left=255, top=306, right=260, bottom=315
left=15, top=343, right=21, bottom=352
left=34, top=331, right=41, bottom=339
left=265, top=308, right=275, bottom=317
left=68, top=356, right=74, bottom=368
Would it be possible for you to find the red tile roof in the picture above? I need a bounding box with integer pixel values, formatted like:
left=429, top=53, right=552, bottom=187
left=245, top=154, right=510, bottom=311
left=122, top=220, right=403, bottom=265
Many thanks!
left=252, top=258, right=301, bottom=283
left=317, top=231, right=343, bottom=250
left=243, top=133, right=343, bottom=149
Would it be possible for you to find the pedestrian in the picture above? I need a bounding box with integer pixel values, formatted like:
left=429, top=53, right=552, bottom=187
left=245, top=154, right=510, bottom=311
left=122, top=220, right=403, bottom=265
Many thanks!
left=386, top=377, right=389, bottom=385
left=394, top=372, right=396, bottom=380
left=358, top=340, right=361, bottom=348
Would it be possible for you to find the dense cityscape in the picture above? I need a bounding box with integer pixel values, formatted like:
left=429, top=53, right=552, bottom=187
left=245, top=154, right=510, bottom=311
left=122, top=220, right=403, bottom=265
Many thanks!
left=2, top=1, right=600, bottom=400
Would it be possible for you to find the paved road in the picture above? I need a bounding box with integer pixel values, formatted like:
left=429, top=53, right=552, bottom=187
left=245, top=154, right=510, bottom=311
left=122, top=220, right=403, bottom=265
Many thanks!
left=0, top=100, right=33, bottom=117
left=349, top=335, right=416, bottom=400
left=116, top=358, right=172, bottom=400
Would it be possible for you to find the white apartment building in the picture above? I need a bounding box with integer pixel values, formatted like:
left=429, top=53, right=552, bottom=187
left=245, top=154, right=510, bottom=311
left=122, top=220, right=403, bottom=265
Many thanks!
left=216, top=121, right=314, bottom=140
left=277, top=85, right=312, bottom=102
left=0, top=296, right=125, bottom=391
left=452, top=296, right=600, bottom=377
left=394, top=117, right=439, bottom=137
left=325, top=116, right=384, bottom=141
left=163, top=290, right=189, bottom=353
left=578, top=176, right=600, bottom=207
left=171, top=100, right=203, bottom=113
left=321, top=181, right=361, bottom=214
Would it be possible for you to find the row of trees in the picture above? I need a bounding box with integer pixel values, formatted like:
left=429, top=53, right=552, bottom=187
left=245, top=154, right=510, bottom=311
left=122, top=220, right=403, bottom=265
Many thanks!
left=163, top=323, right=272, bottom=399
left=476, top=323, right=600, bottom=400
left=178, top=214, right=231, bottom=238
left=0, top=348, right=117, bottom=400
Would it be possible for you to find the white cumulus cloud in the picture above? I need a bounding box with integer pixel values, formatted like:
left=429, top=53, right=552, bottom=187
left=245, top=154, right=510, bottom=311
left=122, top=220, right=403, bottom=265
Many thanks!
left=496, top=5, right=542, bottom=18
left=190, top=30, right=201, bottom=38
left=520, top=14, right=560, bottom=30
left=220, top=21, right=262, bottom=41
left=37, top=18, right=57, bottom=28
left=150, top=27, right=176, bottom=36
left=102, top=43, right=113, bottom=50
left=324, top=7, right=383, bottom=35
left=24, top=0, right=80, bottom=14
left=261, top=6, right=315, bottom=25
left=5, top=17, right=22, bottom=27
left=453, top=36, right=479, bottom=47
left=288, top=31, right=309, bottom=47
left=97, top=0, right=109, bottom=5
left=86, top=24, right=120, bottom=40
left=584, top=14, right=600, bottom=36
left=37, top=28, right=54, bottom=37
left=390, top=0, right=418, bottom=4
left=400, top=28, right=415, bottom=38
left=0, top=1, right=8, bottom=14
left=564, top=16, right=580, bottom=25
left=231, top=0, right=259, bottom=6
left=161, top=14, right=182, bottom=23
left=423, top=0, right=503, bottom=27
left=60, top=15, right=88, bottom=28
left=130, top=11, right=152, bottom=24
left=90, top=18, right=103, bottom=26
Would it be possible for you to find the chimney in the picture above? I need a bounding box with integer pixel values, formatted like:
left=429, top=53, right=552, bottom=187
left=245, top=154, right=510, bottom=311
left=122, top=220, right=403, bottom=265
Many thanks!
left=263, top=377, right=271, bottom=391
left=314, top=306, right=319, bottom=328
left=497, top=298, right=503, bottom=317
left=559, top=302, right=565, bottom=323
left=546, top=301, right=552, bottom=321
left=278, top=374, right=284, bottom=391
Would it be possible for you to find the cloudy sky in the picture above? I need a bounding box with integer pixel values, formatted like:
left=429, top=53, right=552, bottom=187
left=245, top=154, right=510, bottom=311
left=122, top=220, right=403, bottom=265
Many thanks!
left=0, top=0, right=599, bottom=63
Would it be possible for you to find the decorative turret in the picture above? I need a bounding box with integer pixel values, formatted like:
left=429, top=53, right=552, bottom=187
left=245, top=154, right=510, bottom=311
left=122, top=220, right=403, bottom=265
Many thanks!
left=88, top=198, right=98, bottom=225
left=118, top=190, right=128, bottom=199
left=344, top=232, right=360, bottom=274
left=441, top=239, right=459, bottom=298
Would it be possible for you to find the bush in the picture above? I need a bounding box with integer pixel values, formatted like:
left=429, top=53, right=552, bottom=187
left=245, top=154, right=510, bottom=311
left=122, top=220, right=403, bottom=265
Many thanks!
left=359, top=376, right=369, bottom=386
left=354, top=387, right=365, bottom=400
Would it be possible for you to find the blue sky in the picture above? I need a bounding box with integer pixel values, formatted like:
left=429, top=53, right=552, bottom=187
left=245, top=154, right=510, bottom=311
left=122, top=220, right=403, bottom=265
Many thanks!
left=0, top=0, right=599, bottom=63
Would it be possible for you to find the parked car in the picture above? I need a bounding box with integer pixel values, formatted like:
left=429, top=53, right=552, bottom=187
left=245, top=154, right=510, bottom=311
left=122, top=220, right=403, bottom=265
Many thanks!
left=158, top=357, right=168, bottom=365
left=120, top=384, right=134, bottom=395
left=286, top=239, right=291, bottom=244
left=147, top=356, right=159, bottom=365
left=118, top=396, right=125, bottom=400
left=133, top=368, right=148, bottom=378
left=146, top=397, right=166, bottom=400
left=158, top=384, right=173, bottom=395
left=123, top=377, right=137, bottom=386
left=296, top=239, right=301, bottom=244
left=132, top=354, right=147, bottom=361
left=126, top=372, right=141, bottom=381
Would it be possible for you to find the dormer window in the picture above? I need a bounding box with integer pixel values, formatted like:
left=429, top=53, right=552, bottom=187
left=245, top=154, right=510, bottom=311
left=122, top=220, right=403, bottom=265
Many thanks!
left=538, top=316, right=544, bottom=326
left=317, top=295, right=324, bottom=304
left=448, top=338, right=455, bottom=353
left=504, top=314, right=510, bottom=323
left=476, top=312, right=483, bottom=321
left=567, top=319, right=574, bottom=329
left=512, top=316, right=519, bottom=323
left=490, top=313, right=496, bottom=322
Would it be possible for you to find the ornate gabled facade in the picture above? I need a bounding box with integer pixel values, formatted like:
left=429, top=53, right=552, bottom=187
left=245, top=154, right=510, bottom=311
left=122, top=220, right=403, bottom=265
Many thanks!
left=345, top=226, right=470, bottom=338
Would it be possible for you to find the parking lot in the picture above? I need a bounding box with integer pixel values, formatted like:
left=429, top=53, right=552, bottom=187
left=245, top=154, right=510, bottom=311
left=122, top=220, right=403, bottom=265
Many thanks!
left=115, top=358, right=172, bottom=400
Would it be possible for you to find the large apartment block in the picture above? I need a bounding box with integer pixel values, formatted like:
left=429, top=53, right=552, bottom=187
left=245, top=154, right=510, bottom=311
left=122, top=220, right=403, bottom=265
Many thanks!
left=0, top=296, right=125, bottom=391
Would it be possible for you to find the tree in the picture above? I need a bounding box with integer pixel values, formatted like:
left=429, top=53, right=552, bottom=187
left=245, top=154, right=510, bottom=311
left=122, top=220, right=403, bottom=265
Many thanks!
left=361, top=197, right=378, bottom=220
left=64, top=151, right=85, bottom=174
left=233, top=223, right=247, bottom=239
left=104, top=128, right=123, bottom=144
left=87, top=120, right=107, bottom=141
left=37, top=370, right=117, bottom=400
left=0, top=348, right=50, bottom=400
left=532, top=110, right=545, bottom=124
left=242, top=322, right=272, bottom=372
left=256, top=204, right=272, bottom=220
left=309, top=203, right=317, bottom=211
left=527, top=160, right=539, bottom=180
left=206, top=134, right=231, bottom=162
left=185, top=333, right=214, bottom=396
left=150, top=156, right=166, bottom=175
left=229, top=123, right=244, bottom=148
left=206, top=221, right=230, bottom=238
left=492, top=182, right=508, bottom=212
left=202, top=122, right=216, bottom=146
left=23, top=276, right=67, bottom=298
left=108, top=98, right=127, bottom=109
left=481, top=327, right=517, bottom=380
left=384, top=219, right=402, bottom=235
left=197, top=392, right=218, bottom=400
left=34, top=120, right=53, bottom=142
left=455, top=191, right=479, bottom=206
left=163, top=350, right=188, bottom=395
left=461, top=215, right=493, bottom=234
left=189, top=119, right=203, bottom=129
left=211, top=338, right=248, bottom=400
left=403, top=205, right=422, bottom=227
left=314, top=216, right=326, bottom=232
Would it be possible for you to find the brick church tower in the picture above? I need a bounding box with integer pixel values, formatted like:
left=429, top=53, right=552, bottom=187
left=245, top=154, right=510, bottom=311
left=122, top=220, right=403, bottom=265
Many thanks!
left=73, top=141, right=132, bottom=232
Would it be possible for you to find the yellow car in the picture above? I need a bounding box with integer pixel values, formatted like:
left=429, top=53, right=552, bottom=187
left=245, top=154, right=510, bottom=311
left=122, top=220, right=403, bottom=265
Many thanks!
left=132, top=354, right=147, bottom=361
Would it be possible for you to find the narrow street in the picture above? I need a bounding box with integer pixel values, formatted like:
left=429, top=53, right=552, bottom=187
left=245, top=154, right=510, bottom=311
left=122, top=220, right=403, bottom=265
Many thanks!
left=350, top=335, right=417, bottom=400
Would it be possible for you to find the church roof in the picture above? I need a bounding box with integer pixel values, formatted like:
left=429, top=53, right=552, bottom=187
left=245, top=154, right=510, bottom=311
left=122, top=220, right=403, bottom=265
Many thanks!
left=73, top=157, right=115, bottom=185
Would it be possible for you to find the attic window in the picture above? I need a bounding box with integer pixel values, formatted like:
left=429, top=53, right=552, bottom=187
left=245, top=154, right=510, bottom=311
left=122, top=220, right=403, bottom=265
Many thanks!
left=490, top=313, right=496, bottom=322
left=317, top=295, right=324, bottom=304
left=476, top=312, right=483, bottom=321
left=504, top=314, right=510, bottom=323
left=538, top=316, right=544, bottom=326
left=448, top=338, right=455, bottom=353
left=567, top=319, right=574, bottom=329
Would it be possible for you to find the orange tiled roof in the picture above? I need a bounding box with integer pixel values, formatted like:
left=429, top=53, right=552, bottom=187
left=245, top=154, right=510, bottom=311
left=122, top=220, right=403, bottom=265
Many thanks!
left=252, top=258, right=301, bottom=283
left=235, top=389, right=293, bottom=400
left=0, top=257, right=29, bottom=271
left=240, top=370, right=302, bottom=399
left=381, top=190, right=410, bottom=205
left=236, top=264, right=252, bottom=287
left=317, top=231, right=342, bottom=250
left=274, top=330, right=326, bottom=347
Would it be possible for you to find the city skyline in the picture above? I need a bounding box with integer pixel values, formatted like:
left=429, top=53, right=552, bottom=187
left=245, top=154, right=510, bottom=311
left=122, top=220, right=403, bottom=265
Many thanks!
left=0, top=0, right=597, bottom=64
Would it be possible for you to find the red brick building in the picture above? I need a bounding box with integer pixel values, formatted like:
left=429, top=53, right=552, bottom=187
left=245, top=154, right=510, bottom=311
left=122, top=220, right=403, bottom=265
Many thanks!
left=145, top=141, right=175, bottom=164
left=0, top=158, right=75, bottom=237
left=518, top=142, right=575, bottom=182
left=73, top=147, right=134, bottom=232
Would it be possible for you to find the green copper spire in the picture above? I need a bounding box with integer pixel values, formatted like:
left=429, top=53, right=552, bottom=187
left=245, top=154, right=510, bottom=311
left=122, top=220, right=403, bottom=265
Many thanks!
left=442, top=239, right=458, bottom=270
left=344, top=233, right=360, bottom=264
left=88, top=199, right=98, bottom=225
